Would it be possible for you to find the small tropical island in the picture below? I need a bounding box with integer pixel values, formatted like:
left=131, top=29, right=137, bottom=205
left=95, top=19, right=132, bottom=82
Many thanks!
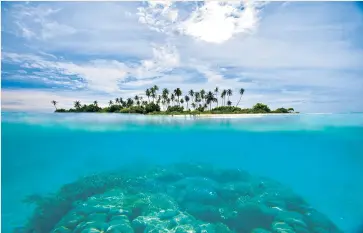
left=52, top=86, right=297, bottom=115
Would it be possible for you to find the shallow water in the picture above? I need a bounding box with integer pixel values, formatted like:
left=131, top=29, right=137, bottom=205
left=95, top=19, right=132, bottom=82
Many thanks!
left=1, top=112, right=363, bottom=233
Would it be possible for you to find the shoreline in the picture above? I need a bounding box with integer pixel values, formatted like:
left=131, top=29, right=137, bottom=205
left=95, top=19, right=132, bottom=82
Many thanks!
left=155, top=113, right=297, bottom=118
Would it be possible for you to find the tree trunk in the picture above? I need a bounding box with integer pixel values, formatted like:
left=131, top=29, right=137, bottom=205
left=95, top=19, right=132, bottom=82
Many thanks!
left=236, top=95, right=242, bottom=107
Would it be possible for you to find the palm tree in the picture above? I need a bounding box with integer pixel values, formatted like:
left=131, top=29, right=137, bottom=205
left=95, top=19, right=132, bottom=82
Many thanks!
left=109, top=100, right=113, bottom=106
left=200, top=89, right=205, bottom=105
left=180, top=99, right=184, bottom=108
left=162, top=88, right=169, bottom=98
left=150, top=85, right=159, bottom=103
left=162, top=88, right=169, bottom=110
left=227, top=100, right=232, bottom=106
left=191, top=102, right=196, bottom=110
left=189, top=89, right=195, bottom=106
left=189, top=90, right=194, bottom=98
left=167, top=98, right=171, bottom=108
left=221, top=90, right=227, bottom=106
left=134, top=95, right=139, bottom=102
left=74, top=101, right=81, bottom=109
left=171, top=94, right=175, bottom=106
left=174, top=88, right=182, bottom=106
left=93, top=101, right=98, bottom=107
left=145, top=89, right=151, bottom=103
left=115, top=98, right=119, bottom=104
left=205, top=91, right=217, bottom=110
left=236, top=88, right=245, bottom=107
left=120, top=98, right=126, bottom=107
left=214, top=87, right=219, bottom=107
left=126, top=98, right=133, bottom=107
left=227, top=89, right=232, bottom=102
left=161, top=100, right=166, bottom=110
left=194, top=92, right=200, bottom=106
left=185, top=95, right=190, bottom=110
left=51, top=100, right=58, bottom=110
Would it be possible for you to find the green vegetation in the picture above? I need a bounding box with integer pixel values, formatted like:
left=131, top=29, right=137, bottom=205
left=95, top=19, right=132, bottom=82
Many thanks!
left=53, top=86, right=297, bottom=115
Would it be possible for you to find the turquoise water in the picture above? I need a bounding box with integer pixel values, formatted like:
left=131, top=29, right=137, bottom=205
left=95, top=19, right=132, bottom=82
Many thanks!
left=1, top=113, right=363, bottom=233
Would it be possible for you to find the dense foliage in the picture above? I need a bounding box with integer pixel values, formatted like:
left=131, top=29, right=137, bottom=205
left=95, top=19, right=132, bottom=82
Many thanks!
left=53, top=86, right=297, bottom=115
left=166, top=105, right=184, bottom=112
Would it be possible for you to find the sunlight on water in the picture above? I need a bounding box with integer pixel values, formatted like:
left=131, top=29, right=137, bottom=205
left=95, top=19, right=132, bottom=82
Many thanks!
left=2, top=113, right=363, bottom=233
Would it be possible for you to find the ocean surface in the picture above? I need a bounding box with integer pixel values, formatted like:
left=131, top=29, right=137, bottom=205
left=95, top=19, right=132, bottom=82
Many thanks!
left=1, top=112, right=363, bottom=233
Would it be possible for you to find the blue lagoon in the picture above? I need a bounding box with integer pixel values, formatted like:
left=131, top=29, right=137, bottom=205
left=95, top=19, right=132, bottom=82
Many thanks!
left=1, top=113, right=363, bottom=233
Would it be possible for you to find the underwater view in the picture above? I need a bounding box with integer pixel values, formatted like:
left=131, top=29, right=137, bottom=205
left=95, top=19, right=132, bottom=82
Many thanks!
left=2, top=113, right=363, bottom=233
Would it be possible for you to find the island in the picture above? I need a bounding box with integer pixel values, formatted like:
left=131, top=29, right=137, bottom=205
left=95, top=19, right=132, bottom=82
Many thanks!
left=52, top=86, right=297, bottom=115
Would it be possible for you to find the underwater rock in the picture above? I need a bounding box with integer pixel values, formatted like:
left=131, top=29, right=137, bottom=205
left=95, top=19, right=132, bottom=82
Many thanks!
left=109, top=209, right=132, bottom=218
left=211, top=168, right=251, bottom=183
left=53, top=211, right=85, bottom=230
left=107, top=223, right=134, bottom=233
left=157, top=209, right=180, bottom=220
left=52, top=226, right=72, bottom=233
left=74, top=221, right=109, bottom=233
left=107, top=214, right=134, bottom=233
left=174, top=177, right=218, bottom=190
left=211, top=222, right=233, bottom=233
left=22, top=163, right=343, bottom=233
left=169, top=212, right=195, bottom=227
left=144, top=225, right=171, bottom=233
left=217, top=181, right=254, bottom=200
left=183, top=187, right=219, bottom=204
left=271, top=221, right=294, bottom=233
left=251, top=228, right=272, bottom=233
left=142, top=179, right=167, bottom=193
left=80, top=228, right=103, bottom=233
left=197, top=223, right=217, bottom=233
left=196, top=222, right=233, bottom=233
left=154, top=169, right=185, bottom=183
left=109, top=215, right=129, bottom=222
left=174, top=224, right=197, bottom=233
left=183, top=203, right=221, bottom=223
left=274, top=211, right=308, bottom=232
left=131, top=216, right=164, bottom=233
left=87, top=213, right=108, bottom=222
left=172, top=177, right=219, bottom=205
left=230, top=202, right=277, bottom=232
left=304, top=210, right=343, bottom=233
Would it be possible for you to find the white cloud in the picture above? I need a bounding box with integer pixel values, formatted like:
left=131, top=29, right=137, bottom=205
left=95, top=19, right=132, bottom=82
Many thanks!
left=137, top=1, right=264, bottom=43
left=10, top=4, right=76, bottom=40
left=180, top=2, right=262, bottom=43
left=2, top=2, right=363, bottom=112
left=2, top=43, right=181, bottom=94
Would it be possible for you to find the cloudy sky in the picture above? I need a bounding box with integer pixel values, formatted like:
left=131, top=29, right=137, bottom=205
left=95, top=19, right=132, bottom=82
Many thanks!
left=1, top=1, right=363, bottom=113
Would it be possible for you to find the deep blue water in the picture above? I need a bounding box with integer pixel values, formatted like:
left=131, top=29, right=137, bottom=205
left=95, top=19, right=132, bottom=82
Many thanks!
left=1, top=113, right=363, bottom=233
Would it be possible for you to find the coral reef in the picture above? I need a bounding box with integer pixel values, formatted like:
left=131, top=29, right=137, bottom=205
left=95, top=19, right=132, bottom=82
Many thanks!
left=20, top=163, right=342, bottom=233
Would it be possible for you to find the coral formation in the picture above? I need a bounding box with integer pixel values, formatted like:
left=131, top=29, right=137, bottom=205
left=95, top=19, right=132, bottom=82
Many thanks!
left=20, top=163, right=342, bottom=233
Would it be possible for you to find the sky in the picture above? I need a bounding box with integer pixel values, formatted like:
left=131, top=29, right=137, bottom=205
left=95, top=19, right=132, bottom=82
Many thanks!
left=1, top=1, right=363, bottom=113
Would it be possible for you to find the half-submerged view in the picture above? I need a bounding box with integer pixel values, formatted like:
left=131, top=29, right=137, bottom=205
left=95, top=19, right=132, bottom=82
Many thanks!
left=1, top=1, right=363, bottom=233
